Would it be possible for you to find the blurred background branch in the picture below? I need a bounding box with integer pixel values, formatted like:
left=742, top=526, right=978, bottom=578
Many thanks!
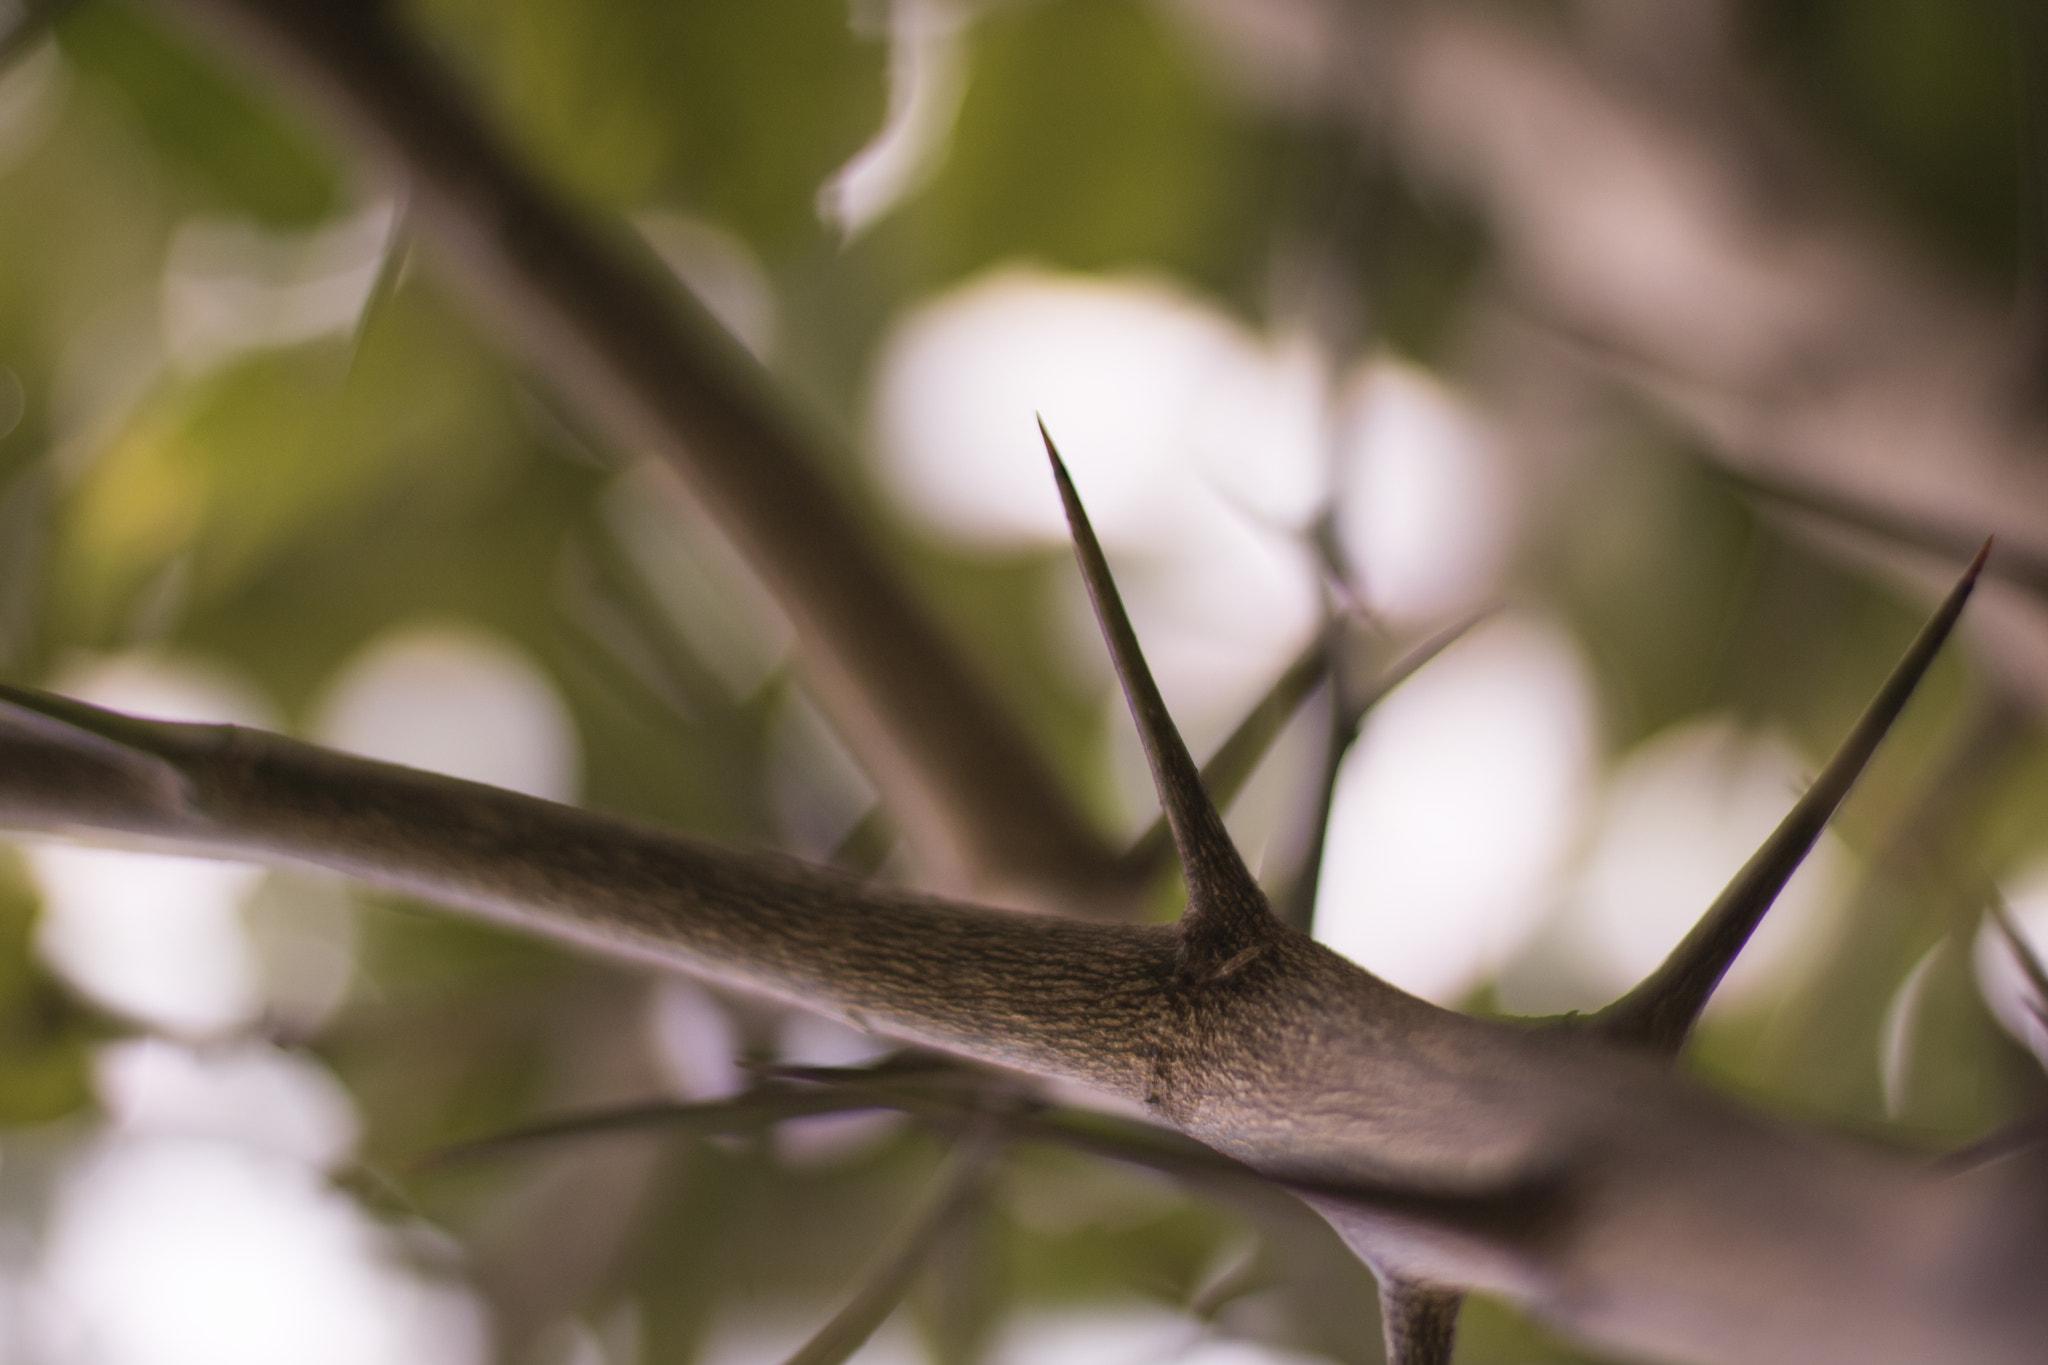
left=151, top=0, right=1134, bottom=913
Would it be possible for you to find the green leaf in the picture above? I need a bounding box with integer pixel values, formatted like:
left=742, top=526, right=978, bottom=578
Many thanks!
left=58, top=0, right=341, bottom=226
left=403, top=0, right=887, bottom=245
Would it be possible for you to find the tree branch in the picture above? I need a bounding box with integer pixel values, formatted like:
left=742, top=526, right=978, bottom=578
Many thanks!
left=143, top=0, right=1127, bottom=909
left=0, top=686, right=2042, bottom=1363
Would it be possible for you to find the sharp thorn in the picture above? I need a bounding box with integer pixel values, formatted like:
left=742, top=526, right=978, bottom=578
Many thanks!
left=1121, top=628, right=1332, bottom=880
left=1596, top=540, right=1988, bottom=1052
left=1040, top=420, right=1276, bottom=973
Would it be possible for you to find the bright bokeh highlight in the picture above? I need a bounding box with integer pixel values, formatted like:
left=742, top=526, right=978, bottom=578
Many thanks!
left=1313, top=615, right=1596, bottom=1004
left=30, top=1135, right=485, bottom=1365
left=26, top=653, right=274, bottom=1037
left=1977, top=866, right=2048, bottom=1066
left=311, top=622, right=581, bottom=803
left=1502, top=717, right=1848, bottom=1016
left=1334, top=361, right=1513, bottom=624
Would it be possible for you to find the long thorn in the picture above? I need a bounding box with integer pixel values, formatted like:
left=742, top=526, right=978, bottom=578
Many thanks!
left=1041, top=422, right=1275, bottom=973
left=1123, top=609, right=1492, bottom=886
left=1121, top=629, right=1332, bottom=881
left=1598, top=540, right=1991, bottom=1053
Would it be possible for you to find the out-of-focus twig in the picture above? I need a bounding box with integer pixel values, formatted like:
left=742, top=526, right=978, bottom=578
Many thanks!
left=148, top=0, right=1130, bottom=911
left=1279, top=608, right=1490, bottom=930
left=0, top=0, right=72, bottom=71
left=781, top=1126, right=1002, bottom=1365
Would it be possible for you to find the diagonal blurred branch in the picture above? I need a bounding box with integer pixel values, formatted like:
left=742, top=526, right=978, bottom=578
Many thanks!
left=145, top=0, right=1128, bottom=911
left=782, top=1126, right=1002, bottom=1365
left=1597, top=544, right=1987, bottom=1052
left=0, top=0, right=72, bottom=70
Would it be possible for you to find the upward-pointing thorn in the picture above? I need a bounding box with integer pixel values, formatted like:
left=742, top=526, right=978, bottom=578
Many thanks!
left=1040, top=420, right=1277, bottom=977
left=1597, top=537, right=1991, bottom=1053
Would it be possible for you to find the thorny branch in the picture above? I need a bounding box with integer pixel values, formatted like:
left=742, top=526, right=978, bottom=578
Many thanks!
left=18, top=2, right=2048, bottom=1362
left=0, top=536, right=2033, bottom=1364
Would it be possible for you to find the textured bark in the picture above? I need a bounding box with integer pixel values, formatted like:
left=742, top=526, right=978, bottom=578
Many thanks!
left=0, top=691, right=2041, bottom=1364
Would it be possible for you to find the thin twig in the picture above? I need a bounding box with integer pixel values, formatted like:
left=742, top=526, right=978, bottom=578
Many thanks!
left=1986, top=886, right=2048, bottom=1018
left=782, top=1125, right=1003, bottom=1365
left=1279, top=609, right=1491, bottom=931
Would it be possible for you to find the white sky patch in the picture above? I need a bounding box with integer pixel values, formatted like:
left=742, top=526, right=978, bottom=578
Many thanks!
left=311, top=622, right=580, bottom=803
left=872, top=268, right=1325, bottom=721
left=635, top=212, right=777, bottom=359
left=161, top=201, right=398, bottom=375
left=31, top=850, right=264, bottom=1038
left=645, top=980, right=745, bottom=1103
left=819, top=0, right=969, bottom=238
left=1313, top=615, right=1595, bottom=1004
left=29, top=1136, right=487, bottom=1365
left=873, top=268, right=1326, bottom=550
left=94, top=1038, right=359, bottom=1172
left=1335, top=360, right=1513, bottom=625
left=25, top=654, right=274, bottom=1038
left=1975, top=866, right=2048, bottom=1067
left=1501, top=717, right=1848, bottom=1017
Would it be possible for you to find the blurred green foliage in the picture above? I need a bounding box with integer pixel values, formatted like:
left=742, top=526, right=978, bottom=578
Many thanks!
left=0, top=0, right=2040, bottom=1362
left=1750, top=0, right=2024, bottom=278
